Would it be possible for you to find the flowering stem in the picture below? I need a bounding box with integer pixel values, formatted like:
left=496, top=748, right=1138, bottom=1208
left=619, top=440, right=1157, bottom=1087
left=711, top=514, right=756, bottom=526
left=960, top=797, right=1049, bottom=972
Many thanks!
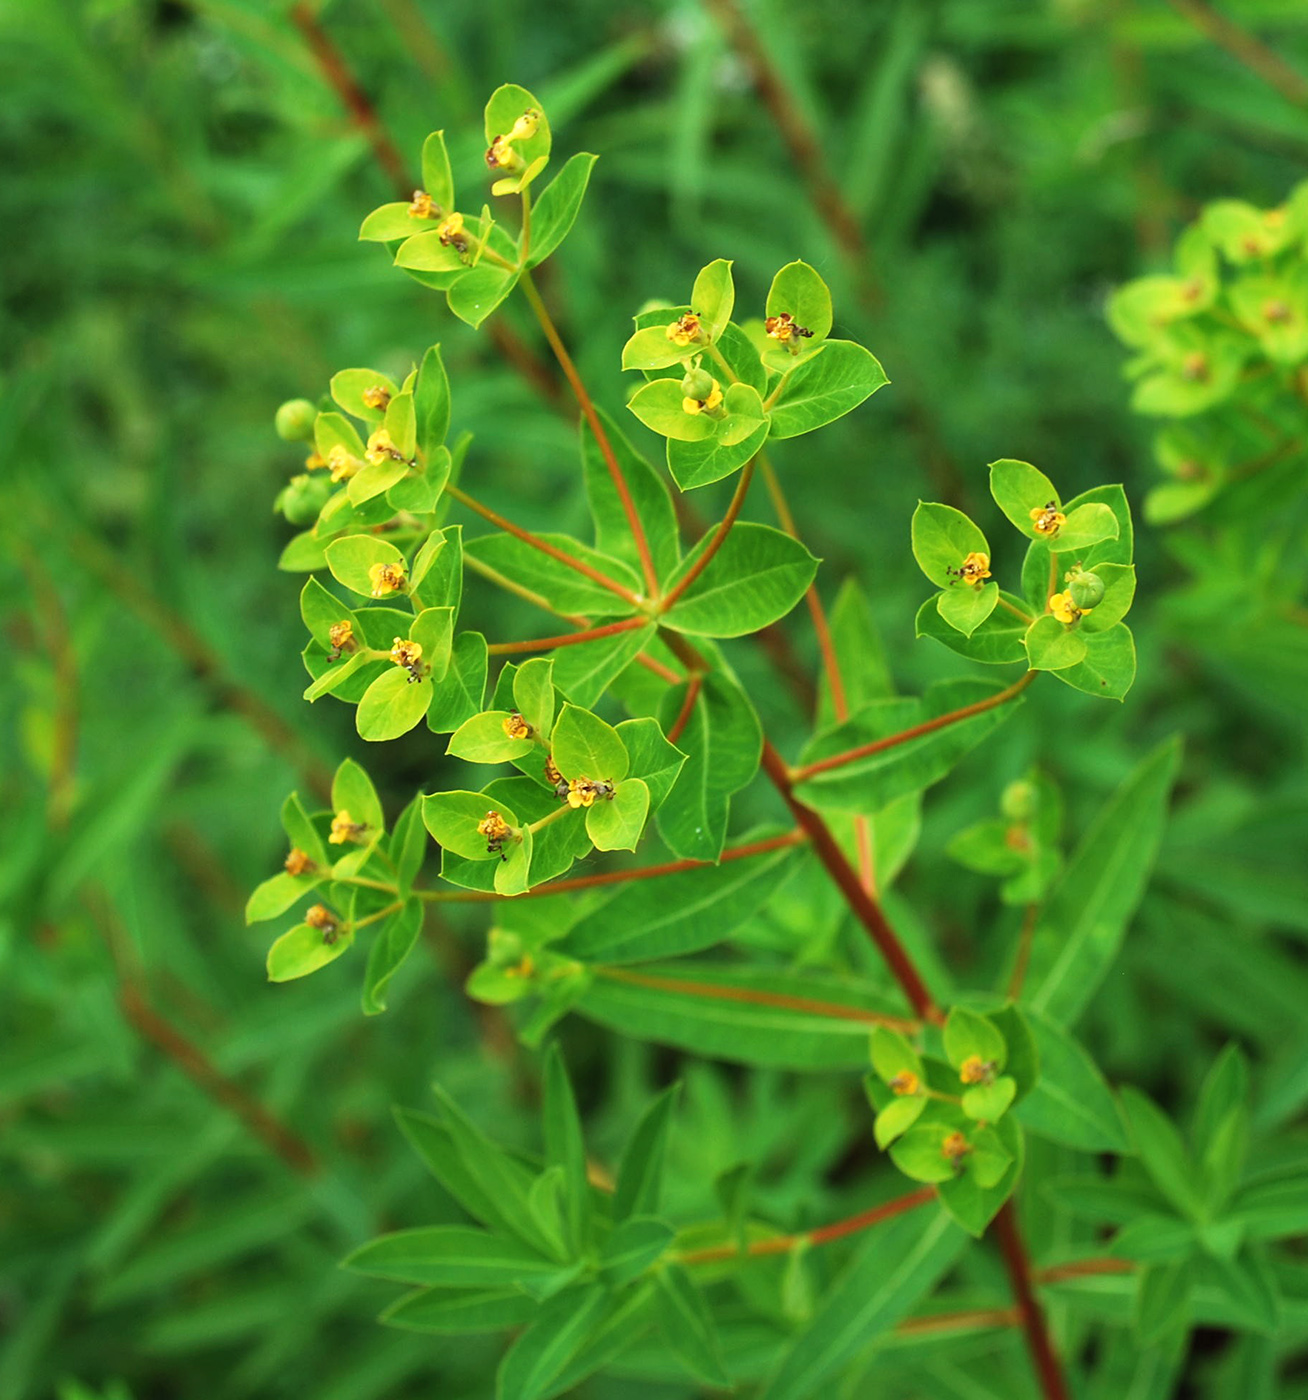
left=518, top=269, right=662, bottom=599
left=676, top=1186, right=936, bottom=1265
left=997, top=595, right=1035, bottom=624
left=791, top=671, right=1038, bottom=785
left=444, top=481, right=643, bottom=608
left=995, top=1203, right=1072, bottom=1400
left=658, top=459, right=756, bottom=613
left=595, top=965, right=919, bottom=1033
left=487, top=616, right=649, bottom=656
left=665, top=673, right=704, bottom=746
left=352, top=902, right=403, bottom=931
left=526, top=805, right=577, bottom=837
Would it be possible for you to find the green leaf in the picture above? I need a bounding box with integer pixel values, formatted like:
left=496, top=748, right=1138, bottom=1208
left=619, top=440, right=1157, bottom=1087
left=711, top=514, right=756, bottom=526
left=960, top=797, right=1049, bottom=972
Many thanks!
left=757, top=1211, right=965, bottom=1400
left=360, top=201, right=439, bottom=242
left=428, top=631, right=488, bottom=734
left=911, top=503, right=989, bottom=590
left=654, top=1265, right=729, bottom=1387
left=1027, top=736, right=1181, bottom=1024
left=420, top=129, right=454, bottom=208
left=890, top=1123, right=967, bottom=1184
left=494, top=825, right=533, bottom=896
left=936, top=1118, right=1023, bottom=1235
left=332, top=758, right=384, bottom=833
left=614, top=717, right=686, bottom=809
left=542, top=1046, right=589, bottom=1253
left=614, top=1084, right=680, bottom=1223
left=1112, top=1215, right=1198, bottom=1264
left=550, top=704, right=629, bottom=783
left=1135, top=1261, right=1192, bottom=1347
left=302, top=647, right=371, bottom=702
left=764, top=260, right=833, bottom=365
left=962, top=1077, right=1016, bottom=1122
left=989, top=458, right=1060, bottom=537
left=381, top=1287, right=537, bottom=1335
left=1201, top=1254, right=1280, bottom=1335
left=497, top=1284, right=608, bottom=1400
left=329, top=368, right=398, bottom=425
left=1015, top=1007, right=1130, bottom=1152
left=581, top=409, right=680, bottom=581
left=578, top=962, right=909, bottom=1070
left=395, top=1108, right=529, bottom=1241
left=1120, top=1088, right=1206, bottom=1221
left=414, top=344, right=451, bottom=460
left=1078, top=562, right=1136, bottom=634
left=325, top=534, right=406, bottom=598
left=1024, top=613, right=1087, bottom=671
left=874, top=1094, right=927, bottom=1149
left=871, top=1026, right=924, bottom=1083
left=1055, top=501, right=1121, bottom=553
left=512, top=657, right=555, bottom=739
left=448, top=264, right=519, bottom=328
left=767, top=340, right=888, bottom=438
left=627, top=377, right=717, bottom=441
left=661, top=522, right=818, bottom=638
left=281, top=790, right=328, bottom=866
left=936, top=581, right=998, bottom=637
left=915, top=591, right=1031, bottom=665
left=550, top=623, right=654, bottom=709
left=691, top=258, right=735, bottom=342
left=1048, top=622, right=1136, bottom=701
left=356, top=668, right=433, bottom=741
left=266, top=921, right=353, bottom=982
left=598, top=1217, right=673, bottom=1287
left=795, top=678, right=1023, bottom=815
left=463, top=532, right=642, bottom=617
left=527, top=153, right=597, bottom=267
left=343, top=1227, right=560, bottom=1288
left=666, top=416, right=768, bottom=491
left=448, top=711, right=537, bottom=765
left=585, top=778, right=649, bottom=852
left=245, top=871, right=320, bottom=924
left=560, top=835, right=799, bottom=962
left=423, top=790, right=519, bottom=861
left=484, top=83, right=551, bottom=166
left=361, top=900, right=423, bottom=1014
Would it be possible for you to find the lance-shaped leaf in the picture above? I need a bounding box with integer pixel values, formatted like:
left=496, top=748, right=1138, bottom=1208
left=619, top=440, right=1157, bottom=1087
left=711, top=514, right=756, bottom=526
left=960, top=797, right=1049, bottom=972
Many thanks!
left=767, top=340, right=888, bottom=438
left=1015, top=1007, right=1130, bottom=1152
left=496, top=1284, right=608, bottom=1400
left=655, top=1265, right=729, bottom=1388
left=527, top=153, right=598, bottom=268
left=342, top=1226, right=564, bottom=1289
left=660, top=523, right=817, bottom=638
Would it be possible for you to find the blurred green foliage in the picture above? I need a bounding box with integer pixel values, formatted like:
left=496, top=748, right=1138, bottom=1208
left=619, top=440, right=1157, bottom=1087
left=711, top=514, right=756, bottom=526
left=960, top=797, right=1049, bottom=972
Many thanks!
left=3, top=0, right=1308, bottom=1396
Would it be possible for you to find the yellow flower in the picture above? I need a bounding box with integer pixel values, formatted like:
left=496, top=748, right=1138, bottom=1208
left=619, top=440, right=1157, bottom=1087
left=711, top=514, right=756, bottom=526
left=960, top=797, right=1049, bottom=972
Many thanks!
left=941, top=1131, right=972, bottom=1163
left=666, top=312, right=703, bottom=347
left=329, top=810, right=365, bottom=845
left=765, top=312, right=813, bottom=348
left=361, top=385, right=391, bottom=411
left=1049, top=591, right=1081, bottom=626
left=485, top=135, right=521, bottom=172
left=889, top=1070, right=920, bottom=1097
left=304, top=451, right=326, bottom=472
left=959, top=1055, right=993, bottom=1086
left=1029, top=502, right=1065, bottom=537
left=284, top=847, right=314, bottom=876
left=390, top=637, right=424, bottom=678
left=368, top=561, right=407, bottom=598
left=567, top=777, right=598, bottom=809
left=503, top=711, right=533, bottom=741
left=682, top=379, right=724, bottom=416
left=327, top=620, right=355, bottom=658
left=508, top=109, right=541, bottom=142
left=365, top=428, right=402, bottom=467
left=1181, top=351, right=1210, bottom=383
left=955, top=552, right=991, bottom=587
left=408, top=189, right=441, bottom=220
left=478, top=810, right=514, bottom=857
left=437, top=212, right=468, bottom=253
left=305, top=904, right=338, bottom=936
left=326, top=444, right=361, bottom=483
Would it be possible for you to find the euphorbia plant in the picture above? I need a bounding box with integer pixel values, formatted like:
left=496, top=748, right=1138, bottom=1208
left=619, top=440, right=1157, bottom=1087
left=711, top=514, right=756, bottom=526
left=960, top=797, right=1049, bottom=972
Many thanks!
left=246, top=85, right=1283, bottom=1399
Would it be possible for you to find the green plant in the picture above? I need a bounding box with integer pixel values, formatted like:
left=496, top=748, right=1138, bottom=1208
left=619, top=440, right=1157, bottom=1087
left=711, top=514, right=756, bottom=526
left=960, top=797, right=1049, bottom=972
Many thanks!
left=236, top=83, right=1299, bottom=1399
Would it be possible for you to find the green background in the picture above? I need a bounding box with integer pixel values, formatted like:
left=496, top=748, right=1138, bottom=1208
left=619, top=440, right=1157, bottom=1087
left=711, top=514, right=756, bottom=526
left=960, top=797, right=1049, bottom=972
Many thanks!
left=3, top=1, right=1307, bottom=1396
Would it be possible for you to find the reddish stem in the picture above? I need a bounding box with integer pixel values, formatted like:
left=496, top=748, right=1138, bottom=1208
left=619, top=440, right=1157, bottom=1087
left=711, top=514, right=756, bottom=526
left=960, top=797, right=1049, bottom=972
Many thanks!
left=1007, top=901, right=1040, bottom=1001
left=1035, top=1257, right=1136, bottom=1286
left=995, top=1203, right=1072, bottom=1400
left=678, top=1186, right=936, bottom=1264
left=666, top=673, right=704, bottom=746
left=519, top=272, right=661, bottom=599
left=487, top=616, right=648, bottom=656
left=445, top=482, right=642, bottom=608
left=1166, top=0, right=1308, bottom=107
left=659, top=461, right=756, bottom=612
left=761, top=740, right=943, bottom=1024
left=792, top=671, right=1037, bottom=784
left=896, top=1307, right=1022, bottom=1337
left=596, top=965, right=919, bottom=1032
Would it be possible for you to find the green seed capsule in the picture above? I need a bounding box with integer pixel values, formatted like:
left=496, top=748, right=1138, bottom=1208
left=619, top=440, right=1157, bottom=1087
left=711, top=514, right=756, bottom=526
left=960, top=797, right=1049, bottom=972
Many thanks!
left=1000, top=779, right=1037, bottom=823
left=275, top=473, right=332, bottom=526
left=680, top=366, right=716, bottom=402
left=275, top=398, right=318, bottom=442
left=1066, top=569, right=1105, bottom=611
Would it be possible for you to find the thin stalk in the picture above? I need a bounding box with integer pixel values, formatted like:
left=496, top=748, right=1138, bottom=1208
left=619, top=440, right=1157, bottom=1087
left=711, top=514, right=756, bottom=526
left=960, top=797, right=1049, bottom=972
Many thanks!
left=895, top=1307, right=1022, bottom=1337
left=518, top=269, right=661, bottom=598
left=1034, top=1256, right=1135, bottom=1286
left=526, top=805, right=576, bottom=837
left=595, top=965, right=919, bottom=1033
left=487, top=616, right=648, bottom=656
left=676, top=1187, right=935, bottom=1265
left=792, top=671, right=1037, bottom=785
left=659, top=460, right=756, bottom=612
left=997, top=595, right=1035, bottom=624
left=1007, top=902, right=1040, bottom=1001
left=352, top=902, right=402, bottom=931
left=666, top=673, right=704, bottom=746
left=444, top=481, right=643, bottom=608
left=1166, top=0, right=1308, bottom=107
left=995, top=1203, right=1072, bottom=1400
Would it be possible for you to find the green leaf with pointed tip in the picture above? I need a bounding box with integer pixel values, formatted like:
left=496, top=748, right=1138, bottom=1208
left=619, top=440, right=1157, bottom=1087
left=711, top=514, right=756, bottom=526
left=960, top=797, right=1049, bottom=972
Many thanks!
left=448, top=264, right=519, bottom=328
left=449, top=711, right=536, bottom=764
left=655, top=1265, right=729, bottom=1387
left=691, top=258, right=734, bottom=342
left=1048, top=622, right=1136, bottom=700
left=871, top=1027, right=924, bottom=1083
left=332, top=758, right=384, bottom=833
left=245, top=871, right=321, bottom=924
left=420, top=129, right=453, bottom=207
left=614, top=718, right=685, bottom=810
left=599, top=1217, right=673, bottom=1287
left=299, top=577, right=351, bottom=649
left=962, top=1077, right=1016, bottom=1122
left=1015, top=1007, right=1130, bottom=1152
left=543, top=1046, right=588, bottom=1252
left=424, top=790, right=518, bottom=861
left=361, top=900, right=422, bottom=1015
left=767, top=340, right=888, bottom=438
left=936, top=1118, right=1023, bottom=1234
left=911, top=503, right=990, bottom=589
left=267, top=921, right=353, bottom=982
left=915, top=591, right=1031, bottom=664
left=380, top=1287, right=537, bottom=1335
left=414, top=343, right=451, bottom=460
left=581, top=410, right=680, bottom=581
left=874, top=1094, right=927, bottom=1149
left=303, top=648, right=371, bottom=702
left=513, top=658, right=555, bottom=739
left=944, top=1007, right=1007, bottom=1070
left=360, top=201, right=438, bottom=241
left=1025, top=613, right=1087, bottom=671
left=343, top=1226, right=561, bottom=1289
left=281, top=791, right=328, bottom=866
left=937, top=581, right=998, bottom=636
left=325, top=534, right=406, bottom=598
left=551, top=705, right=629, bottom=783
left=428, top=631, right=488, bottom=733
left=585, top=778, right=648, bottom=852
left=496, top=1284, right=607, bottom=1400
left=356, top=668, right=432, bottom=741
left=1136, top=1262, right=1192, bottom=1347
left=660, top=522, right=817, bottom=638
left=409, top=607, right=454, bottom=681
left=1121, top=1088, right=1206, bottom=1221
left=990, top=458, right=1060, bottom=535
left=527, top=152, right=597, bottom=268
left=614, top=1084, right=680, bottom=1223
left=494, top=825, right=532, bottom=896
left=383, top=390, right=416, bottom=458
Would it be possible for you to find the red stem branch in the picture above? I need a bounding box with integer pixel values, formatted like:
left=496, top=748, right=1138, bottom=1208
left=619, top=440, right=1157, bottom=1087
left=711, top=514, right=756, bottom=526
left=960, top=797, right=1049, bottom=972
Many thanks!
left=659, top=460, right=755, bottom=612
left=665, top=673, right=704, bottom=746
left=995, top=1203, right=1071, bottom=1400
left=487, top=616, right=647, bottom=656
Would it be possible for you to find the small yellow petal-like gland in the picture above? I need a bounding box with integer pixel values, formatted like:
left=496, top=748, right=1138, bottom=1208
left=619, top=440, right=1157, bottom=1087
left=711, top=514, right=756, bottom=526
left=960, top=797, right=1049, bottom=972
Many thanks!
left=508, top=108, right=541, bottom=142
left=284, top=847, right=315, bottom=876
left=1049, top=591, right=1082, bottom=626
left=408, top=188, right=441, bottom=220
left=304, top=451, right=327, bottom=472
left=437, top=212, right=468, bottom=253
left=765, top=312, right=814, bottom=349
left=1029, top=501, right=1065, bottom=537
left=368, top=561, right=407, bottom=598
left=478, top=810, right=514, bottom=857
left=327, top=444, right=361, bottom=483
left=504, top=954, right=536, bottom=979
left=503, top=710, right=533, bottom=741
left=305, top=903, right=338, bottom=936
left=888, top=1070, right=920, bottom=1097
left=327, top=620, right=356, bottom=659
left=941, top=1131, right=972, bottom=1163
left=361, top=384, right=392, bottom=412
left=365, top=428, right=403, bottom=467
left=959, top=1055, right=994, bottom=1086
left=390, top=637, right=424, bottom=678
left=485, top=135, right=522, bottom=172
left=682, top=379, right=725, bottom=417
left=1181, top=351, right=1210, bottom=383
left=567, top=777, right=598, bottom=809
left=956, top=552, right=991, bottom=587
left=666, top=312, right=703, bottom=347
left=329, top=810, right=366, bottom=845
